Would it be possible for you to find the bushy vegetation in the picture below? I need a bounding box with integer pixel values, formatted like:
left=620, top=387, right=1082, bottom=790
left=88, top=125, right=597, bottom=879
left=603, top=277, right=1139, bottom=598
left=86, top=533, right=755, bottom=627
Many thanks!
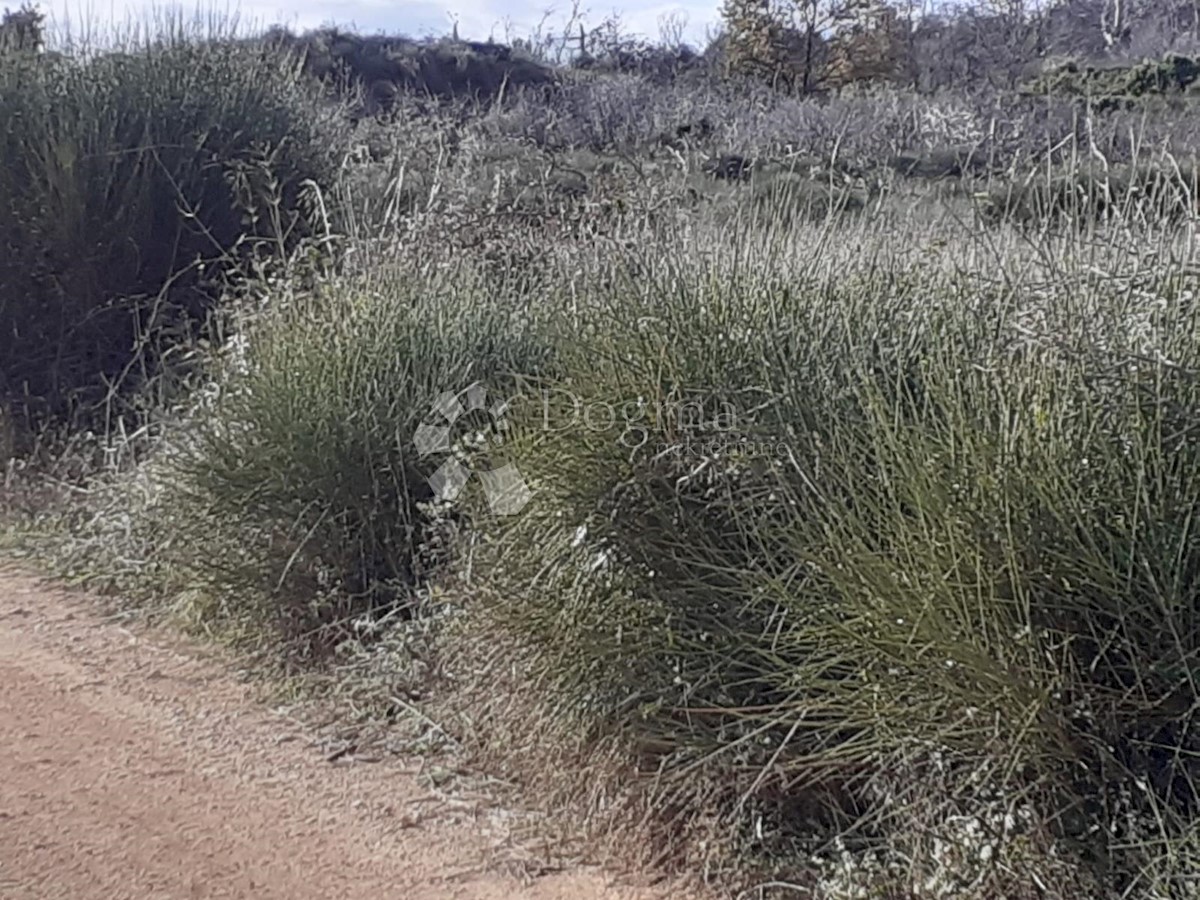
left=159, top=255, right=553, bottom=653
left=0, top=14, right=343, bottom=438
left=467, top=226, right=1200, bottom=893
left=258, top=26, right=556, bottom=114
left=1024, top=53, right=1200, bottom=105
left=7, top=5, right=1200, bottom=898
left=984, top=159, right=1200, bottom=226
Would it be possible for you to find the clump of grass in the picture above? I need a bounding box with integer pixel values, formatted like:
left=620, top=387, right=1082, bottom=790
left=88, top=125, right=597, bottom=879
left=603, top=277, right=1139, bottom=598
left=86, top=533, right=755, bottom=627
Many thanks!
left=984, top=154, right=1199, bottom=227
left=744, top=170, right=869, bottom=223
left=467, top=214, right=1200, bottom=893
left=686, top=167, right=870, bottom=228
left=0, top=15, right=345, bottom=439
left=147, top=245, right=554, bottom=657
left=16, top=27, right=1200, bottom=896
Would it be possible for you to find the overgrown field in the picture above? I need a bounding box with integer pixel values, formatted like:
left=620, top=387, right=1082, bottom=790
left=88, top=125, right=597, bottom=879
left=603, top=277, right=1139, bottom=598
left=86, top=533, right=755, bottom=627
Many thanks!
left=4, top=11, right=1200, bottom=899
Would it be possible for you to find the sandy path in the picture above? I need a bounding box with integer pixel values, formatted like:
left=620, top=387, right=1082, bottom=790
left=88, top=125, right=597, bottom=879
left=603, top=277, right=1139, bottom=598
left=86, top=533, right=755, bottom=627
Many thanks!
left=0, top=568, right=680, bottom=900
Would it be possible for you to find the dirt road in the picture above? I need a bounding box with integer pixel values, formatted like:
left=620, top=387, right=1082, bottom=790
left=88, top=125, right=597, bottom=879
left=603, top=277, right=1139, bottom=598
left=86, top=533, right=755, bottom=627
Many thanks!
left=0, top=568, right=679, bottom=900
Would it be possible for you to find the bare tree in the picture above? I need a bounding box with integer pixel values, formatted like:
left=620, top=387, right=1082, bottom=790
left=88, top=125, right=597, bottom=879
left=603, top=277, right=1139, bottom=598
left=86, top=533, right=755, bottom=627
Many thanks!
left=0, top=2, right=44, bottom=54
left=659, top=10, right=691, bottom=51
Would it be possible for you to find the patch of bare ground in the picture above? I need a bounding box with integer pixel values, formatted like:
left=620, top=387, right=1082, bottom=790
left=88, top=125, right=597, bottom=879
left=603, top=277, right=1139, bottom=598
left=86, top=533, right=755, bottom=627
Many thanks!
left=0, top=566, right=702, bottom=900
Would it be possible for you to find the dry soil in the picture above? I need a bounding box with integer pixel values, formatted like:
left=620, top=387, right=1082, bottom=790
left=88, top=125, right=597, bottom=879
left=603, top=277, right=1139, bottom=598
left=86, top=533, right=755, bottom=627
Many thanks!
left=0, top=567, right=684, bottom=900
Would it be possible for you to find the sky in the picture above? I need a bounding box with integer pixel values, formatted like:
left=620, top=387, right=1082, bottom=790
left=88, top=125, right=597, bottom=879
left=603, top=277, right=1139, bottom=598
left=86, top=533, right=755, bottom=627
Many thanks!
left=45, top=0, right=721, bottom=49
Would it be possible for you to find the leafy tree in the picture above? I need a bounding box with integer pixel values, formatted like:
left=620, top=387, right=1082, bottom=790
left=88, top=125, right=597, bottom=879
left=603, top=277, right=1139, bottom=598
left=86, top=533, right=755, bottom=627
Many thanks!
left=721, top=0, right=810, bottom=88
left=721, top=0, right=910, bottom=92
left=825, top=0, right=907, bottom=87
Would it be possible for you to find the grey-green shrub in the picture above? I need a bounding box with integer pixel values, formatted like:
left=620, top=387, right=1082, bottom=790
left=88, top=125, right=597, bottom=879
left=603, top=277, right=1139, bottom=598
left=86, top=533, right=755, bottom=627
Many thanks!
left=985, top=159, right=1200, bottom=227
left=168, top=252, right=553, bottom=654
left=0, top=25, right=343, bottom=435
left=476, top=223, right=1200, bottom=890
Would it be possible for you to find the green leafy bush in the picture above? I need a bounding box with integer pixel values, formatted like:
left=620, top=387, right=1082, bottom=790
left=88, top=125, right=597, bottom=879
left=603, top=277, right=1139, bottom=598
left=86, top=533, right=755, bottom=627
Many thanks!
left=1024, top=55, right=1200, bottom=106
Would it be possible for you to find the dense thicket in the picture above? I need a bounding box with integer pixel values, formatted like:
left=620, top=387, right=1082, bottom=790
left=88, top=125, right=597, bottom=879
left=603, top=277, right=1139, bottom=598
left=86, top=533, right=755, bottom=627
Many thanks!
left=0, top=14, right=342, bottom=434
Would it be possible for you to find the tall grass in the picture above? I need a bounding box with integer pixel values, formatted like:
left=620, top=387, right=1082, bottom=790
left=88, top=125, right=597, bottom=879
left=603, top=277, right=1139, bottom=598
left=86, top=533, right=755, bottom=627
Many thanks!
left=34, top=164, right=1200, bottom=891
left=13, top=23, right=1200, bottom=894
left=140, top=246, right=556, bottom=655
left=0, top=16, right=343, bottom=438
left=465, top=212, right=1200, bottom=892
left=985, top=155, right=1200, bottom=227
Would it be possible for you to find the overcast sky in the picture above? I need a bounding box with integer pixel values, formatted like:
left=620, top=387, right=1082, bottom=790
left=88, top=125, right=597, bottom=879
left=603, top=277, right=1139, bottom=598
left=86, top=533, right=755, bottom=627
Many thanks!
left=47, top=0, right=720, bottom=48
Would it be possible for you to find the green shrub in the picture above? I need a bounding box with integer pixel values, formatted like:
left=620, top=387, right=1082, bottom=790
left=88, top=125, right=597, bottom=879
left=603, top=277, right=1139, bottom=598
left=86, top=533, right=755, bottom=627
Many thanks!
left=1024, top=55, right=1200, bottom=105
left=167, top=253, right=553, bottom=654
left=0, top=26, right=344, bottom=436
left=984, top=160, right=1199, bottom=227
left=476, top=230, right=1200, bottom=889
